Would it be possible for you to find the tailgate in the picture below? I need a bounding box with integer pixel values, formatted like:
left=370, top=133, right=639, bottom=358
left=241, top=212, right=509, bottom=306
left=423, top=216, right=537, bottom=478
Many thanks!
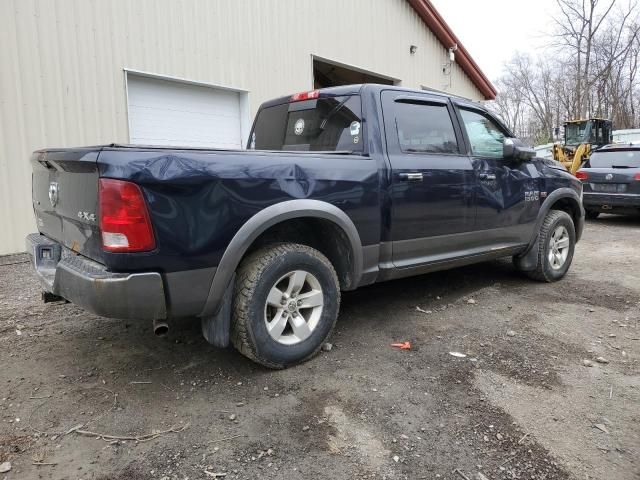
left=31, top=147, right=105, bottom=262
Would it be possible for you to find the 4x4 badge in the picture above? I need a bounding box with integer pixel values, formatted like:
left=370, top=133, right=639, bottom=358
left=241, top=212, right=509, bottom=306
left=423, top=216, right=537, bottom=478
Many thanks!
left=48, top=182, right=59, bottom=207
left=77, top=211, right=96, bottom=222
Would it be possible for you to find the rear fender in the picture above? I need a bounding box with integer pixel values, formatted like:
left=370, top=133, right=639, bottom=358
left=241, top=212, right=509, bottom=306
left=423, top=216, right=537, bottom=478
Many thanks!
left=199, top=200, right=364, bottom=320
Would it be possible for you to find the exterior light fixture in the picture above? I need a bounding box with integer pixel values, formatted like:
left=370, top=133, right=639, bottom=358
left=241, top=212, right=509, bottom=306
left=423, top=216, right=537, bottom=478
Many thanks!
left=448, top=44, right=458, bottom=62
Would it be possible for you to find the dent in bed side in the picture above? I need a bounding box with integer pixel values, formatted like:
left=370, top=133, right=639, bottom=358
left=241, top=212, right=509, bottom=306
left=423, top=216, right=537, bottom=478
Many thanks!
left=198, top=199, right=369, bottom=319
left=96, top=148, right=381, bottom=275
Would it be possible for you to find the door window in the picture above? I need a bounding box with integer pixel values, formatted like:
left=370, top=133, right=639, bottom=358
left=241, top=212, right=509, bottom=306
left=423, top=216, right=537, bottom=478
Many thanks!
left=460, top=109, right=505, bottom=158
left=394, top=102, right=459, bottom=154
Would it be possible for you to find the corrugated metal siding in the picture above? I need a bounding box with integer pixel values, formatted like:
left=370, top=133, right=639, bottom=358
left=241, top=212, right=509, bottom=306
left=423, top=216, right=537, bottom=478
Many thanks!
left=0, top=0, right=483, bottom=254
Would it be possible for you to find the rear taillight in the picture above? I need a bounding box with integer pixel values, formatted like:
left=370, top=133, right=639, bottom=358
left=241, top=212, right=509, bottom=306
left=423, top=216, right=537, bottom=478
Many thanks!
left=575, top=171, right=589, bottom=181
left=99, top=178, right=155, bottom=252
left=290, top=90, right=319, bottom=102
left=634, top=173, right=640, bottom=181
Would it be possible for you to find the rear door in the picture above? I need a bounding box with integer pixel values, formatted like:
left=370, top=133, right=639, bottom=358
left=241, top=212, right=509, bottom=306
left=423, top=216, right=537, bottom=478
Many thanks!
left=455, top=105, right=538, bottom=247
left=31, top=148, right=104, bottom=262
left=381, top=90, right=476, bottom=267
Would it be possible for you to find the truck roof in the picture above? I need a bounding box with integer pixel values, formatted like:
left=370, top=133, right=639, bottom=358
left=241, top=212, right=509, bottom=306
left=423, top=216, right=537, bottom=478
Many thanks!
left=260, top=83, right=480, bottom=109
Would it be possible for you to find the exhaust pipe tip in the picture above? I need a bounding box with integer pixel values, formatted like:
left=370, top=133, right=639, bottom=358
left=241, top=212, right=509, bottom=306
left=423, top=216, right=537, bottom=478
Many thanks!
left=153, top=320, right=169, bottom=337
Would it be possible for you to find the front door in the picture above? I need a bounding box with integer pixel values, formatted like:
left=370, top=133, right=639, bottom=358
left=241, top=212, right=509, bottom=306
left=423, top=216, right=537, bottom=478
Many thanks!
left=455, top=105, right=539, bottom=246
left=381, top=91, right=476, bottom=267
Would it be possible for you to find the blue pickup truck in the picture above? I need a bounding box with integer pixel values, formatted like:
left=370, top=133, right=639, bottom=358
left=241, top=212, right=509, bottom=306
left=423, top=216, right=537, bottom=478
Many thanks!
left=27, top=84, right=584, bottom=368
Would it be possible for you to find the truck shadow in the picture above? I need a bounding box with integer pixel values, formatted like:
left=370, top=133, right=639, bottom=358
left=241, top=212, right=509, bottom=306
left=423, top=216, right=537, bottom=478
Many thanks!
left=588, top=213, right=640, bottom=227
left=339, top=258, right=522, bottom=327
left=68, top=258, right=527, bottom=377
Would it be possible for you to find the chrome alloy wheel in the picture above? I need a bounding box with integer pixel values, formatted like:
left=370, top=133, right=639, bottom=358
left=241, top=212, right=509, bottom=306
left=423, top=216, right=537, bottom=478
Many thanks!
left=264, top=270, right=324, bottom=345
left=548, top=225, right=570, bottom=270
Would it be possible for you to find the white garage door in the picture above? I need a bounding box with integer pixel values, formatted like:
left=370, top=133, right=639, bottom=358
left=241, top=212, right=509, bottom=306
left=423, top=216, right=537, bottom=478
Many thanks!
left=127, top=74, right=243, bottom=148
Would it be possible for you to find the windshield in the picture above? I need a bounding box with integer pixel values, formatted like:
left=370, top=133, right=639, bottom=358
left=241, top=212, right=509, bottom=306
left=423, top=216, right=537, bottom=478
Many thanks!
left=565, top=122, right=590, bottom=145
left=250, top=95, right=363, bottom=152
left=589, top=150, right=640, bottom=168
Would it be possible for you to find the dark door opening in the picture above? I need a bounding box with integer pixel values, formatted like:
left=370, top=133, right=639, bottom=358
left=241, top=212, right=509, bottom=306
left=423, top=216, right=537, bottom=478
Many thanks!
left=313, top=58, right=395, bottom=88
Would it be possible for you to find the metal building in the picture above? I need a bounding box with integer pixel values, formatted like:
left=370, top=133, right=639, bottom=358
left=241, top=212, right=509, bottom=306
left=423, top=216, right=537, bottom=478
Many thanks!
left=0, top=0, right=495, bottom=255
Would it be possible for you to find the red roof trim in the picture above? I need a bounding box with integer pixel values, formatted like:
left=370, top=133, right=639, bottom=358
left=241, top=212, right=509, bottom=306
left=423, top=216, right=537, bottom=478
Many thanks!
left=407, top=0, right=497, bottom=100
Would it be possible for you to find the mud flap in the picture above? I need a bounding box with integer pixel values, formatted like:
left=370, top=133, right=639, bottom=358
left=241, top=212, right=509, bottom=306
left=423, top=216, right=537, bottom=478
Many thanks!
left=201, top=274, right=234, bottom=348
left=513, top=235, right=540, bottom=272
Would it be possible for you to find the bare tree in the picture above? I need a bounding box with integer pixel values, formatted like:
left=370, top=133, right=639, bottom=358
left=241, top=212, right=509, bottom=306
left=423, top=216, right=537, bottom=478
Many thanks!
left=553, top=0, right=617, bottom=117
left=489, top=0, right=640, bottom=143
left=491, top=78, right=523, bottom=134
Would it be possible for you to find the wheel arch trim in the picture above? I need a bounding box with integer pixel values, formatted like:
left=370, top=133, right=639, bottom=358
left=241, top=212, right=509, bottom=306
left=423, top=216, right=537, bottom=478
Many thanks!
left=515, top=188, right=584, bottom=271
left=530, top=188, right=584, bottom=246
left=536, top=188, right=584, bottom=243
left=199, top=199, right=364, bottom=318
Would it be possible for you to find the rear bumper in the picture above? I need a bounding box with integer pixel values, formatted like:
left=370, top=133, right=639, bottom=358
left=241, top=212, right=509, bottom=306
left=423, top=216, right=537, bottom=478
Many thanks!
left=583, top=192, right=640, bottom=208
left=26, top=233, right=166, bottom=320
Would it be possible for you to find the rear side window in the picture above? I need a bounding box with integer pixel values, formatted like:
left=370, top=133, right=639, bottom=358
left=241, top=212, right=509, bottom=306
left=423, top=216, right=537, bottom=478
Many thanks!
left=251, top=95, right=363, bottom=152
left=460, top=108, right=505, bottom=158
left=590, top=150, right=640, bottom=168
left=394, top=102, right=459, bottom=154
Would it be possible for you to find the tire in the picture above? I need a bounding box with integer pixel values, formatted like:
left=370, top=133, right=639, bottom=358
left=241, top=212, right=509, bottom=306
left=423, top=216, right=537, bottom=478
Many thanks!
left=523, top=210, right=576, bottom=282
left=585, top=209, right=600, bottom=220
left=231, top=243, right=340, bottom=368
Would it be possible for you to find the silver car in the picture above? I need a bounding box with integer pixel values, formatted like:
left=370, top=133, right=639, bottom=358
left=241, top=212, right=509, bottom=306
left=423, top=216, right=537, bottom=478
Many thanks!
left=577, top=144, right=640, bottom=219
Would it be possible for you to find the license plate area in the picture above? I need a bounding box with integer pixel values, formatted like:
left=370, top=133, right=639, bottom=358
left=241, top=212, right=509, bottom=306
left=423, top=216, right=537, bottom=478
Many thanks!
left=590, top=183, right=627, bottom=193
left=33, top=241, right=62, bottom=270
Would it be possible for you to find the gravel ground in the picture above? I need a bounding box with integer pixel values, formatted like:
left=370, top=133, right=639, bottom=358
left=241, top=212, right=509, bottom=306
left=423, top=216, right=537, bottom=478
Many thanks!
left=0, top=215, right=638, bottom=480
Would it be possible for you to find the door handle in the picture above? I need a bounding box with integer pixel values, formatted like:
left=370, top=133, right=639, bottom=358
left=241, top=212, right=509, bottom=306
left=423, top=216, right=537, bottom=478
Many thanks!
left=398, top=172, right=423, bottom=182
left=479, top=173, right=497, bottom=180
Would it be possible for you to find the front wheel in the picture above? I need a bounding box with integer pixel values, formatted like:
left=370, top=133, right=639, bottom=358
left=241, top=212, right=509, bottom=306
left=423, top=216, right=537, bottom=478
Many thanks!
left=231, top=243, right=340, bottom=368
left=522, top=210, right=576, bottom=282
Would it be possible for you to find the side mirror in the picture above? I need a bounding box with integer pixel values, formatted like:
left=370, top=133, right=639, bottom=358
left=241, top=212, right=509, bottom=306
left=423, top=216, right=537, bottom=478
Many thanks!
left=503, top=138, right=535, bottom=161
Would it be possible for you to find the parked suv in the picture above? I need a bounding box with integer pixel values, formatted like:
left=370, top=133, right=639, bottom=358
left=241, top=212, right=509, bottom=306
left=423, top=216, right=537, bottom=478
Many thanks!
left=577, top=144, right=640, bottom=218
left=26, top=84, right=584, bottom=368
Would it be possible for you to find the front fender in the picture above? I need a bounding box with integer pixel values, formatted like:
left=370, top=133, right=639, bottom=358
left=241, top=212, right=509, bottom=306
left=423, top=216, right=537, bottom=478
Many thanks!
left=199, top=199, right=364, bottom=319
left=538, top=188, right=584, bottom=241
left=515, top=187, right=584, bottom=271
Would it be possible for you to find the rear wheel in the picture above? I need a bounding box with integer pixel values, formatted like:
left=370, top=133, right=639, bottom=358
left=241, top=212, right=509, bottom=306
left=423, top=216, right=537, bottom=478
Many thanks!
left=522, top=210, right=576, bottom=282
left=231, top=243, right=340, bottom=368
left=585, top=209, right=600, bottom=220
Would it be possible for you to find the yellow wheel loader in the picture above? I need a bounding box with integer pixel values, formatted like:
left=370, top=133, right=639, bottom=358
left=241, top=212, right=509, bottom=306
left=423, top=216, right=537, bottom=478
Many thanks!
left=552, top=118, right=613, bottom=175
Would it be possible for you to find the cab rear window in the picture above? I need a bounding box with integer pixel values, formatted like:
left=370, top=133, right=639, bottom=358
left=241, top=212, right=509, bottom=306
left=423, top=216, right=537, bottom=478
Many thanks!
left=250, top=95, right=363, bottom=152
left=589, top=150, right=640, bottom=168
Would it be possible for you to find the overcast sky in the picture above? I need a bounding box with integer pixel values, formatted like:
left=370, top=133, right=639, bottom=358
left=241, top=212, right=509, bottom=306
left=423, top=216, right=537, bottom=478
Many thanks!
left=430, top=0, right=559, bottom=81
